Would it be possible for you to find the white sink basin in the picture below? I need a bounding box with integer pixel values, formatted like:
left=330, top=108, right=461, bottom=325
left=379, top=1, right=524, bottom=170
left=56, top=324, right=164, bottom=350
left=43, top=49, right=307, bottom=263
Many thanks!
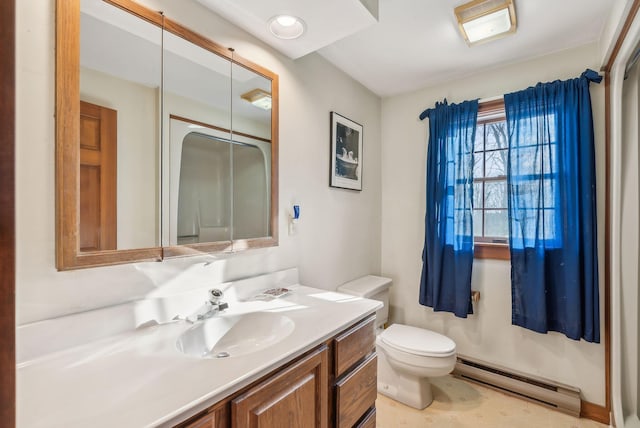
left=176, top=312, right=295, bottom=358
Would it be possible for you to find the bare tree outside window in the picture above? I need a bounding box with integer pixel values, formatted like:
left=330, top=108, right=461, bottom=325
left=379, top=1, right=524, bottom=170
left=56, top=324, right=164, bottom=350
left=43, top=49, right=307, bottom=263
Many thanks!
left=473, top=120, right=509, bottom=242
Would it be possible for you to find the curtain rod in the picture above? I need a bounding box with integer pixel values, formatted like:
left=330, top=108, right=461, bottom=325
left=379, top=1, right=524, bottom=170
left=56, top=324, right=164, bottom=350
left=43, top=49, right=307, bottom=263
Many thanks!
left=478, top=95, right=502, bottom=103
left=419, top=95, right=502, bottom=121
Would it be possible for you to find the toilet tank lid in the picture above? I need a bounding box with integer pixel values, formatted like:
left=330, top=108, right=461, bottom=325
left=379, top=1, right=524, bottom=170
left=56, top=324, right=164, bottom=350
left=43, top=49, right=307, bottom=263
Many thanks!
left=337, top=275, right=392, bottom=297
left=379, top=324, right=456, bottom=357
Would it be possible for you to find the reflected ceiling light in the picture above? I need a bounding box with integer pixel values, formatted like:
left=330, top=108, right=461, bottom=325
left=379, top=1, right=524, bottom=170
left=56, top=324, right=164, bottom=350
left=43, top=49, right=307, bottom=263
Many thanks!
left=455, top=0, right=516, bottom=45
left=241, top=88, right=272, bottom=110
left=269, top=14, right=305, bottom=40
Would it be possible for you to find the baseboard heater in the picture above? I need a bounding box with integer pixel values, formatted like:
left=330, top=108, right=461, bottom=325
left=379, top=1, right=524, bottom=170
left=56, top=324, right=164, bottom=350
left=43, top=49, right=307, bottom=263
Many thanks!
left=453, top=355, right=581, bottom=417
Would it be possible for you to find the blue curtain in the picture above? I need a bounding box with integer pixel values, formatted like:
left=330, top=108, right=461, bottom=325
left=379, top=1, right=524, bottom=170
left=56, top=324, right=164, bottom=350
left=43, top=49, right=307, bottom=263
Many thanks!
left=504, top=69, right=601, bottom=342
left=419, top=99, right=478, bottom=318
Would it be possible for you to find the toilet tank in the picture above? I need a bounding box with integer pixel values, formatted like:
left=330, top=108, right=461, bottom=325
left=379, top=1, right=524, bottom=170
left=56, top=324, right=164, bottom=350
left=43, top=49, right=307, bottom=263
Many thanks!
left=337, top=275, right=392, bottom=329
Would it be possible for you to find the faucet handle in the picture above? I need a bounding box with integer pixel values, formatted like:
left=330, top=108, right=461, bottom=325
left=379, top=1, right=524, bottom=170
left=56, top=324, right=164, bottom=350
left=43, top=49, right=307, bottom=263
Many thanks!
left=208, top=288, right=224, bottom=304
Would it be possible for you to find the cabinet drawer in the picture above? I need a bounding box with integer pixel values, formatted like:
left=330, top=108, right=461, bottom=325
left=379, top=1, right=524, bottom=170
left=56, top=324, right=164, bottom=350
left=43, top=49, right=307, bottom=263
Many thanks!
left=355, top=407, right=376, bottom=428
left=335, top=353, right=377, bottom=428
left=334, top=316, right=375, bottom=378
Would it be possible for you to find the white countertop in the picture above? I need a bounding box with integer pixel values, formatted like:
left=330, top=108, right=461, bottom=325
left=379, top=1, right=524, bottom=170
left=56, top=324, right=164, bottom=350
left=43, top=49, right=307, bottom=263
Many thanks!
left=17, top=285, right=381, bottom=428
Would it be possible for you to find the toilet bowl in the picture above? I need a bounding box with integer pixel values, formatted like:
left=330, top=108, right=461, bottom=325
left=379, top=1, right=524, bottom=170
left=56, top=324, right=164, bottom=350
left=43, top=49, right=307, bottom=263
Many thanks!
left=376, top=323, right=456, bottom=408
left=337, top=275, right=457, bottom=410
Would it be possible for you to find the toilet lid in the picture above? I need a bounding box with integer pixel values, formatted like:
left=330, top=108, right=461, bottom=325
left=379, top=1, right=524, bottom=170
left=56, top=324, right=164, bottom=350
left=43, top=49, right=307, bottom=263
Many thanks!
left=379, top=324, right=456, bottom=357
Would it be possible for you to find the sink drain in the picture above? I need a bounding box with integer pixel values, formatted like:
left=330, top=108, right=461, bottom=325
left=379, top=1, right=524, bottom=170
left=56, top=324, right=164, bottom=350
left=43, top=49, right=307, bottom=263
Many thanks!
left=214, top=351, right=230, bottom=358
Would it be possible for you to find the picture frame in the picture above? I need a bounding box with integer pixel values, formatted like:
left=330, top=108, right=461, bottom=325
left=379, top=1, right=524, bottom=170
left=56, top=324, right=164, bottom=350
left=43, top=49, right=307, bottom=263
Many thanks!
left=330, top=112, right=363, bottom=191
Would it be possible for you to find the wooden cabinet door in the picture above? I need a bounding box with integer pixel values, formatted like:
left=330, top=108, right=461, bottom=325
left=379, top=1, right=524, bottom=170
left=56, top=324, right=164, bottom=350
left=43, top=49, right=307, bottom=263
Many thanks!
left=79, top=100, right=117, bottom=251
left=178, top=404, right=229, bottom=428
left=232, top=346, right=328, bottom=428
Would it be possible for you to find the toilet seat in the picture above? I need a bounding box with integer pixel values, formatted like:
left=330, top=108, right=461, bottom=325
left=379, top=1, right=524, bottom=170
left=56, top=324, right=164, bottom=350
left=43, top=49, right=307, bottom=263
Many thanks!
left=379, top=324, right=456, bottom=357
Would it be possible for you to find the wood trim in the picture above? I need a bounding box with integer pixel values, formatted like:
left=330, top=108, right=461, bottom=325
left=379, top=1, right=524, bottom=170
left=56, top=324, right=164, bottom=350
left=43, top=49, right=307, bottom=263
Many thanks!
left=604, top=72, right=612, bottom=418
left=475, top=98, right=508, bottom=258
left=103, top=0, right=164, bottom=27
left=474, top=242, right=510, bottom=260
left=163, top=18, right=231, bottom=60
left=56, top=0, right=81, bottom=269
left=477, top=98, right=505, bottom=117
left=59, top=248, right=163, bottom=270
left=580, top=400, right=610, bottom=425
left=169, top=114, right=271, bottom=144
left=0, top=0, right=15, bottom=425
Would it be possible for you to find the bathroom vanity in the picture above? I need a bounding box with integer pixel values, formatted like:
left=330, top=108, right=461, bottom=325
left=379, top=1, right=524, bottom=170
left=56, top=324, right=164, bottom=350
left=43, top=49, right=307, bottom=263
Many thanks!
left=177, top=315, right=377, bottom=428
left=16, top=270, right=381, bottom=427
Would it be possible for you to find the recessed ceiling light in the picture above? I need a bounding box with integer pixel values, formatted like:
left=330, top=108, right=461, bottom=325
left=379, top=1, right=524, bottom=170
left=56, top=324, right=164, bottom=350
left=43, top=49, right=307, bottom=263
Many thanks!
left=269, top=14, right=305, bottom=40
left=455, top=0, right=516, bottom=45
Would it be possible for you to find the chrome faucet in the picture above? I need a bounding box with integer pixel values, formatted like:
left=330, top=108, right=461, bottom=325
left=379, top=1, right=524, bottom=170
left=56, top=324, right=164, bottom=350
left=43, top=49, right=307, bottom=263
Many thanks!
left=185, top=288, right=229, bottom=323
left=206, top=288, right=229, bottom=312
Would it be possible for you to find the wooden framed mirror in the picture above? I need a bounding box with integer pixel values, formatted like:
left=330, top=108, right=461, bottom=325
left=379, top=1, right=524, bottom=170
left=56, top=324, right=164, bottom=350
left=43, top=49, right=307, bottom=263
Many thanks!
left=56, top=0, right=279, bottom=270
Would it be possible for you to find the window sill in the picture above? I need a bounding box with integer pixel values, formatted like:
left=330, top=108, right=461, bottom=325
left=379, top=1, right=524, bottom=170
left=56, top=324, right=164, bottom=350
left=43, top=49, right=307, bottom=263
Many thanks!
left=474, top=242, right=510, bottom=260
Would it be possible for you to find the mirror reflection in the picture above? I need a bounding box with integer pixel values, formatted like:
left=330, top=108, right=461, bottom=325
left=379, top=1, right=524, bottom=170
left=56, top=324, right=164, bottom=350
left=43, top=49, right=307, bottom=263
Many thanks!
left=174, top=130, right=270, bottom=244
left=79, top=0, right=161, bottom=251
left=231, top=63, right=273, bottom=241
left=163, top=32, right=273, bottom=247
left=162, top=30, right=232, bottom=247
left=59, top=0, right=278, bottom=269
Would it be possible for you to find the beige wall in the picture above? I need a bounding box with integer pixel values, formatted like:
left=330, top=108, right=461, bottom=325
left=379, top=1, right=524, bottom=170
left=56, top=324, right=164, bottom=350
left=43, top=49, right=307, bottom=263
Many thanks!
left=15, top=0, right=381, bottom=324
left=380, top=43, right=607, bottom=404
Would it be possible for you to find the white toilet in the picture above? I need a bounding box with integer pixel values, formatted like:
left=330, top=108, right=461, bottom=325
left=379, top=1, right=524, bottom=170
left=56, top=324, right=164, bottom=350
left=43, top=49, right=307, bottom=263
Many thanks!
left=338, top=275, right=457, bottom=409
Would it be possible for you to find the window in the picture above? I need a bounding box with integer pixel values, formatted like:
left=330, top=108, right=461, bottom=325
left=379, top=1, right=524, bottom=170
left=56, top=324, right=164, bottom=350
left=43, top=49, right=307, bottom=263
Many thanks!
left=473, top=100, right=510, bottom=259
left=508, top=111, right=561, bottom=248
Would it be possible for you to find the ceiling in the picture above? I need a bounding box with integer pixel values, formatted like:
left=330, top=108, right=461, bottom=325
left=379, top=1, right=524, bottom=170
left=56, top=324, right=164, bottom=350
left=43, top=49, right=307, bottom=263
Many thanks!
left=195, top=0, right=619, bottom=97
left=82, top=1, right=271, bottom=125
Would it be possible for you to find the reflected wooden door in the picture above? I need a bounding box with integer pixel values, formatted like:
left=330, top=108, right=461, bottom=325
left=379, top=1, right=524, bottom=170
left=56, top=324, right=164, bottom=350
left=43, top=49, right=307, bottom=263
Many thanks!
left=79, top=100, right=117, bottom=251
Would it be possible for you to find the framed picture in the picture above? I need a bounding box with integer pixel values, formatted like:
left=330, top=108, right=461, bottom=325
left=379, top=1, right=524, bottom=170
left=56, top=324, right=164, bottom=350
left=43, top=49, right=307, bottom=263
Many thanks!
left=330, top=112, right=363, bottom=191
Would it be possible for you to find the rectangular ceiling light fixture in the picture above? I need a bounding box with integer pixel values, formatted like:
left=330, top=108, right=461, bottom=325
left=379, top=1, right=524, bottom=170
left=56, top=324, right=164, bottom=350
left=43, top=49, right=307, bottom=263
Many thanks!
left=240, top=88, right=272, bottom=110
left=455, top=0, right=516, bottom=45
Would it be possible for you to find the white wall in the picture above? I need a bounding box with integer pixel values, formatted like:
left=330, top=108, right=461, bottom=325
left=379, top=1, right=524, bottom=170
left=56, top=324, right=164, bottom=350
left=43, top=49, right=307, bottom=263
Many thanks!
left=599, top=0, right=637, bottom=66
left=381, top=43, right=607, bottom=404
left=15, top=0, right=381, bottom=324
left=620, top=57, right=640, bottom=421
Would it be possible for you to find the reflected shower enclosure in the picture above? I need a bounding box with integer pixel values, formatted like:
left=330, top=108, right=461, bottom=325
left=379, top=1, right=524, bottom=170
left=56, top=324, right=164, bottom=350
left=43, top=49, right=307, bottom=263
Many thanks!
left=169, top=117, right=270, bottom=245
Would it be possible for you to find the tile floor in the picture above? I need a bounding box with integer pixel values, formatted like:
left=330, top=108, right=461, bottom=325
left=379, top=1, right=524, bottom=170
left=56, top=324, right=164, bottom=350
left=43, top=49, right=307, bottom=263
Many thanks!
left=376, top=375, right=609, bottom=428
